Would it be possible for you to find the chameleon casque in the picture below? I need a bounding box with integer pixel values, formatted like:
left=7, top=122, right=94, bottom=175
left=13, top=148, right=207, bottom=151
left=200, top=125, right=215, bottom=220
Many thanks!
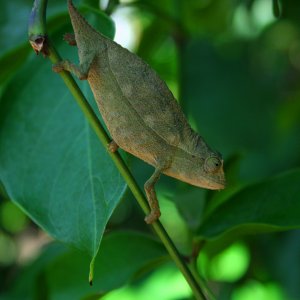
left=53, top=0, right=225, bottom=224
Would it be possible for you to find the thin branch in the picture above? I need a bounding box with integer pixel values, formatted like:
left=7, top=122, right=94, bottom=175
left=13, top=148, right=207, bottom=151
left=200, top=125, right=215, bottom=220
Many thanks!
left=28, top=0, right=208, bottom=299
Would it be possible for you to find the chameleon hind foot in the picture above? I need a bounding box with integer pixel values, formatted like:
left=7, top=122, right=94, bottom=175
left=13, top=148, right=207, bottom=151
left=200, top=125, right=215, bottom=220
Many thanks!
left=144, top=208, right=161, bottom=224
left=144, top=167, right=162, bottom=224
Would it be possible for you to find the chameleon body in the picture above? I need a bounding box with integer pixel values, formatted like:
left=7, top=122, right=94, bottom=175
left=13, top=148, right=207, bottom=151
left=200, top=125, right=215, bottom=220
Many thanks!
left=53, top=0, right=225, bottom=223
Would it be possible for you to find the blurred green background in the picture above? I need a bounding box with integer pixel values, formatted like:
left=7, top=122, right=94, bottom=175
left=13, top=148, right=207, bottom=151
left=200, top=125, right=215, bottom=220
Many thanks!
left=1, top=0, right=300, bottom=299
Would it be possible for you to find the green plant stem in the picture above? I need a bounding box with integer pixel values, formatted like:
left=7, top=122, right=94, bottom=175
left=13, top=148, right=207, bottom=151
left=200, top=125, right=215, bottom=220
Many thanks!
left=189, top=259, right=215, bottom=300
left=28, top=0, right=207, bottom=299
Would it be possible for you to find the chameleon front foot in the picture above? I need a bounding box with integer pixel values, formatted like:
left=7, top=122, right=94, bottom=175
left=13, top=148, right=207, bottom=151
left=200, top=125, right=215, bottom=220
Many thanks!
left=108, top=140, right=119, bottom=153
left=63, top=33, right=76, bottom=46
left=52, top=60, right=89, bottom=80
left=144, top=209, right=161, bottom=224
left=52, top=62, right=65, bottom=73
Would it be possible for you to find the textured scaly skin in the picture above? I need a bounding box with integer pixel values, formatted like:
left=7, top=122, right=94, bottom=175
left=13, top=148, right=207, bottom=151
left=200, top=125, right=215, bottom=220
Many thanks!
left=53, top=0, right=225, bottom=223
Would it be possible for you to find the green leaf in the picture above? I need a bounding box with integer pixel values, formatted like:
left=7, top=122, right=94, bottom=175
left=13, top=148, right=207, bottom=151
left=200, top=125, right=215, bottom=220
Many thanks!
left=181, top=39, right=274, bottom=154
left=46, top=231, right=167, bottom=298
left=0, top=48, right=126, bottom=265
left=0, top=0, right=32, bottom=55
left=0, top=1, right=78, bottom=89
left=0, top=243, right=65, bottom=300
left=82, top=5, right=116, bottom=39
left=0, top=0, right=114, bottom=69
left=0, top=0, right=68, bottom=55
left=181, top=0, right=235, bottom=36
left=198, top=169, right=300, bottom=239
left=162, top=182, right=207, bottom=231
left=273, top=0, right=282, bottom=18
left=136, top=18, right=178, bottom=94
left=2, top=231, right=167, bottom=300
left=0, top=1, right=120, bottom=277
left=0, top=44, right=31, bottom=85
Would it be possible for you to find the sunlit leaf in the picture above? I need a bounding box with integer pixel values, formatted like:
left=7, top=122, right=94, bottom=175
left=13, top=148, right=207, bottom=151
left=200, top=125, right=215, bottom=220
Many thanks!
left=1, top=232, right=167, bottom=300
left=198, top=169, right=300, bottom=238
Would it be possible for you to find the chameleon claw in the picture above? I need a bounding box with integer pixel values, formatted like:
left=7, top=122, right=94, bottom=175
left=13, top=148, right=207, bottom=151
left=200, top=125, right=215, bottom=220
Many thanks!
left=144, top=167, right=162, bottom=224
left=108, top=140, right=119, bottom=153
left=52, top=62, right=64, bottom=73
left=144, top=209, right=161, bottom=224
left=63, top=33, right=77, bottom=46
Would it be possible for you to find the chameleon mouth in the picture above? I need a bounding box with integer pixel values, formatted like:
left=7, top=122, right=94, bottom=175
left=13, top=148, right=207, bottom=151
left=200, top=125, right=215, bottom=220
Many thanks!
left=208, top=180, right=226, bottom=190
left=201, top=177, right=226, bottom=190
left=186, top=175, right=225, bottom=190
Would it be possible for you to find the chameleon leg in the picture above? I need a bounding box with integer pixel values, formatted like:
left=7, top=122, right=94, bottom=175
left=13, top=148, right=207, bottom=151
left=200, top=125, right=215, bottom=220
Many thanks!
left=63, top=33, right=77, bottom=46
left=52, top=60, right=91, bottom=80
left=144, top=167, right=163, bottom=224
left=108, top=140, right=119, bottom=153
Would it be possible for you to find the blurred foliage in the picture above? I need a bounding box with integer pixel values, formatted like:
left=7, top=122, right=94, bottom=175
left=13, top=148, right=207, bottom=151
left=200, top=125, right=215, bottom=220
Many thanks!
left=0, top=230, right=167, bottom=300
left=1, top=0, right=300, bottom=299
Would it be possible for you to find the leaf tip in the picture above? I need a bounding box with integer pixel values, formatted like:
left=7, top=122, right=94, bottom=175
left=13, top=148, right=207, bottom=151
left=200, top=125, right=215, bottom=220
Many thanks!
left=89, top=256, right=96, bottom=286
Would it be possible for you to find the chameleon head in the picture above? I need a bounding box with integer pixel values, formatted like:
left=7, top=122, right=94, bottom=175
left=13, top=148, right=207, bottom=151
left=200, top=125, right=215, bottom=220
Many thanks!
left=167, top=151, right=225, bottom=190
left=200, top=154, right=225, bottom=190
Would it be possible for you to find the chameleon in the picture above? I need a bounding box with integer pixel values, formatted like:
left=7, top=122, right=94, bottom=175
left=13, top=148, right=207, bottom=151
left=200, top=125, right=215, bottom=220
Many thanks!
left=53, top=0, right=225, bottom=224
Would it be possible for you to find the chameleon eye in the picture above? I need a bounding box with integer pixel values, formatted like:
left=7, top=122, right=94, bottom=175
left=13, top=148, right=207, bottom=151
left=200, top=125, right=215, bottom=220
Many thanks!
left=204, top=157, right=222, bottom=173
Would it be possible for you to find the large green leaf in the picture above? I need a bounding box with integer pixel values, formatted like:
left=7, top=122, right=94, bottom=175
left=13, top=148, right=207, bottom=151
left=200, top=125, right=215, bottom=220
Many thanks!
left=0, top=44, right=31, bottom=85
left=0, top=0, right=70, bottom=56
left=0, top=46, right=126, bottom=263
left=0, top=0, right=33, bottom=55
left=0, top=0, right=122, bottom=281
left=0, top=0, right=114, bottom=78
left=198, top=169, right=300, bottom=239
left=1, top=231, right=167, bottom=300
